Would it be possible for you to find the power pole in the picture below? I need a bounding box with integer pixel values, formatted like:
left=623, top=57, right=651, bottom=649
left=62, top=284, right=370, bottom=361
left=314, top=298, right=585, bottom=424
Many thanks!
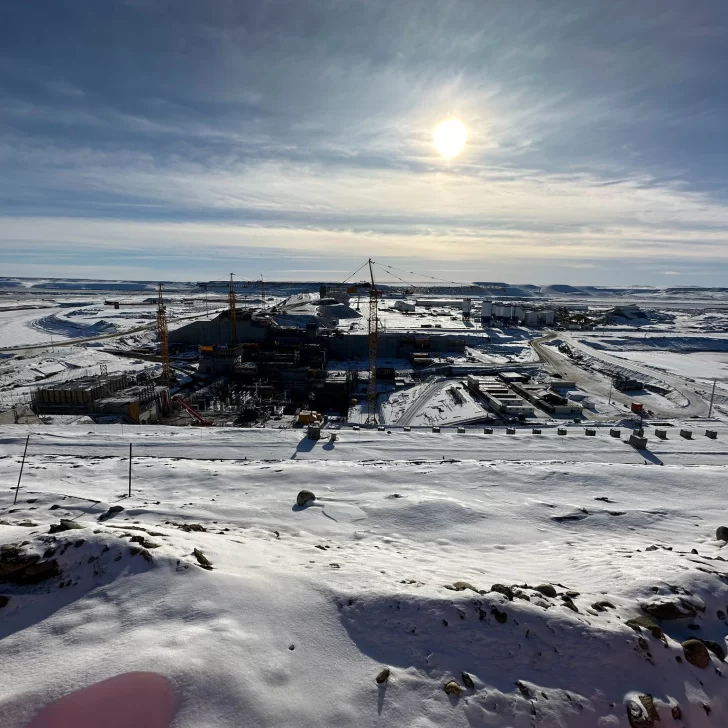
left=366, top=259, right=378, bottom=424
left=156, top=283, right=171, bottom=382
left=228, top=274, right=237, bottom=346
left=708, top=378, right=717, bottom=418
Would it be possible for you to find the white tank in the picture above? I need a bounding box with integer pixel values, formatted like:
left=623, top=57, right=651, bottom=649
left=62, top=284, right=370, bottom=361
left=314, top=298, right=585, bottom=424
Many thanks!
left=480, top=300, right=492, bottom=318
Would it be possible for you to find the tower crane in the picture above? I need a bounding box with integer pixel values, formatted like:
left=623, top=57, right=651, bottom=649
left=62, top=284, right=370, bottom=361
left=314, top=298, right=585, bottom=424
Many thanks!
left=156, top=283, right=171, bottom=382
left=228, top=273, right=237, bottom=346
left=366, top=258, right=379, bottom=424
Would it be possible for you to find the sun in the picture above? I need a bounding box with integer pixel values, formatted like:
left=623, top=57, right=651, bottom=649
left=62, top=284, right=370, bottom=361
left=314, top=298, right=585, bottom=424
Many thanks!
left=433, top=119, right=467, bottom=158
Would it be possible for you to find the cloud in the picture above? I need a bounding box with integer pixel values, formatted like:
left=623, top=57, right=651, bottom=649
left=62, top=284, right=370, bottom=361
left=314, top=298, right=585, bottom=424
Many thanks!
left=1, top=0, right=728, bottom=283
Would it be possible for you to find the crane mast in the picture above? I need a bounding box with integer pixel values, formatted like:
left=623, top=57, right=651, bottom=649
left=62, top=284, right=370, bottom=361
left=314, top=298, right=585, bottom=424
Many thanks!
left=156, top=283, right=171, bottom=382
left=228, top=273, right=237, bottom=345
left=366, top=258, right=378, bottom=424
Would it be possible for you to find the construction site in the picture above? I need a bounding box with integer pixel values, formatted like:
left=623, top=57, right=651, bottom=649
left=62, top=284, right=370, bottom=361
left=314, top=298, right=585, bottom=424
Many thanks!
left=6, top=260, right=715, bottom=431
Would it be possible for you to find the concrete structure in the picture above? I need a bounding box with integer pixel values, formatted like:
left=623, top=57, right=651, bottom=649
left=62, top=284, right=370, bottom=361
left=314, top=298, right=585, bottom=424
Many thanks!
left=462, top=298, right=472, bottom=317
left=511, top=382, right=583, bottom=415
left=466, top=376, right=535, bottom=416
left=32, top=373, right=169, bottom=423
left=480, top=300, right=492, bottom=325
left=394, top=300, right=416, bottom=313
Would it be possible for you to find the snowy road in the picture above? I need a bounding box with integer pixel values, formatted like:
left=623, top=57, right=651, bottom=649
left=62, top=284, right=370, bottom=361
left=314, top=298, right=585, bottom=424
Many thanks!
left=562, top=333, right=710, bottom=417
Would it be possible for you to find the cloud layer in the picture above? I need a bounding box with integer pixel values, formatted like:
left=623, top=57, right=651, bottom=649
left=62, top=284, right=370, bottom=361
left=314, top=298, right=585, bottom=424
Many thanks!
left=1, top=0, right=727, bottom=283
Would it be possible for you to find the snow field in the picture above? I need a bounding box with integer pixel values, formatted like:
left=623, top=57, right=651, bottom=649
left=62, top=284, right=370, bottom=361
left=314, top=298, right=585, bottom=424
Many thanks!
left=1, top=426, right=728, bottom=726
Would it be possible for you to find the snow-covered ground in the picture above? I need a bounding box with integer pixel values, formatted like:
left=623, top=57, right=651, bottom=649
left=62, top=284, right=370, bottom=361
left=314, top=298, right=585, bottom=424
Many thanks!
left=1, top=424, right=727, bottom=727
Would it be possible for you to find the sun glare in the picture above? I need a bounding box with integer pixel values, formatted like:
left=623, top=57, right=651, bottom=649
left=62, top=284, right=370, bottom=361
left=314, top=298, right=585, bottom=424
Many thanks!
left=433, top=119, right=467, bottom=158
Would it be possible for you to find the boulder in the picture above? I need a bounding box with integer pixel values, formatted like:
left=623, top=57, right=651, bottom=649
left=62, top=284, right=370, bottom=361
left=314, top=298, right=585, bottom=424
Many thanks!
left=0, top=595, right=9, bottom=608
left=443, top=680, right=462, bottom=696
left=716, top=526, right=728, bottom=542
left=49, top=519, right=86, bottom=534
left=533, top=584, right=557, bottom=598
left=375, top=668, right=390, bottom=685
left=641, top=598, right=696, bottom=620
left=699, top=639, right=725, bottom=662
left=98, top=505, right=125, bottom=521
left=682, top=639, right=710, bottom=668
left=192, top=548, right=213, bottom=570
left=490, top=584, right=514, bottom=601
left=296, top=490, right=316, bottom=507
left=626, top=694, right=659, bottom=728
left=461, top=672, right=475, bottom=689
left=0, top=544, right=59, bottom=586
left=626, top=615, right=663, bottom=639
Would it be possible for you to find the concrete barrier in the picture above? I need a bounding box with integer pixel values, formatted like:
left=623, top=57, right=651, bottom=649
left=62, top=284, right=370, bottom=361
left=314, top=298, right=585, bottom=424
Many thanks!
left=352, top=425, right=360, bottom=431
left=585, top=428, right=596, bottom=436
left=484, top=427, right=493, bottom=434
left=706, top=429, right=717, bottom=440
left=680, top=429, right=692, bottom=439
left=403, top=426, right=411, bottom=432
left=629, top=434, right=648, bottom=449
left=377, top=426, right=385, bottom=432
left=610, top=429, right=621, bottom=438
left=532, top=428, right=542, bottom=434
left=655, top=429, right=667, bottom=439
left=506, top=427, right=516, bottom=435
left=558, top=428, right=567, bottom=436
left=432, top=426, right=441, bottom=433
left=457, top=427, right=466, bottom=434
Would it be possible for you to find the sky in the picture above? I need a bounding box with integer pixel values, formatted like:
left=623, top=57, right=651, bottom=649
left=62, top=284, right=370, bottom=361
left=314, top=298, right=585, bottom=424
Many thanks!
left=1, top=0, right=728, bottom=286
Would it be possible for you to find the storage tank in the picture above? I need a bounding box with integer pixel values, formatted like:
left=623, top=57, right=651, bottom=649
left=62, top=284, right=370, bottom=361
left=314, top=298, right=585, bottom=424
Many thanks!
left=462, top=298, right=472, bottom=316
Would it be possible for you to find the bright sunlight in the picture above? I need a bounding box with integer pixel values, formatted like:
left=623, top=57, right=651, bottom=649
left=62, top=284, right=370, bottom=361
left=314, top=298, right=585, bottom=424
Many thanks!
left=433, top=119, right=467, bottom=158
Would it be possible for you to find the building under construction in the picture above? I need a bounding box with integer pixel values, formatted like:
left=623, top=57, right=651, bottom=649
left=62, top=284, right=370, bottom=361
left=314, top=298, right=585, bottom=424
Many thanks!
left=31, top=371, right=171, bottom=424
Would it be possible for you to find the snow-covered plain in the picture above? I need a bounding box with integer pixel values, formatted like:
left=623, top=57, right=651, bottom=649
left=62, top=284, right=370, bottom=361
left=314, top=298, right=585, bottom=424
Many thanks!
left=2, top=424, right=728, bottom=728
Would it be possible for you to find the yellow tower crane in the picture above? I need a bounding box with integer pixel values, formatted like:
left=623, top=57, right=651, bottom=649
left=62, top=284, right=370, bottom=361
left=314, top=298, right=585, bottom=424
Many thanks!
left=366, top=258, right=379, bottom=424
left=156, top=283, right=171, bottom=382
left=228, top=273, right=237, bottom=345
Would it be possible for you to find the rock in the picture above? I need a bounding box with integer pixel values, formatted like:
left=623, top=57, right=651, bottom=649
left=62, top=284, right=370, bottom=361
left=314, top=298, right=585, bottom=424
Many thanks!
left=533, top=584, right=557, bottom=598
left=565, top=590, right=581, bottom=598
left=0, top=595, right=10, bottom=608
left=448, top=581, right=480, bottom=593
left=375, top=668, right=390, bottom=684
left=699, top=639, right=726, bottom=661
left=641, top=598, right=696, bottom=620
left=717, top=609, right=726, bottom=620
left=129, top=546, right=153, bottom=563
left=98, top=505, right=124, bottom=521
left=490, top=584, right=514, bottom=601
left=296, top=490, right=316, bottom=507
left=48, top=519, right=85, bottom=534
left=491, top=606, right=507, bottom=623
left=716, top=526, right=728, bottom=541
left=130, top=535, right=160, bottom=549
left=443, top=680, right=462, bottom=696
left=626, top=616, right=663, bottom=639
left=177, top=523, right=206, bottom=533
left=690, top=548, right=699, bottom=555
left=592, top=600, right=616, bottom=612
left=626, top=694, right=659, bottom=728
left=671, top=704, right=681, bottom=720
left=461, top=672, right=475, bottom=689
left=561, top=595, right=579, bottom=613
left=682, top=639, right=710, bottom=668
left=0, top=545, right=60, bottom=586
left=193, top=548, right=213, bottom=570
left=49, top=504, right=61, bottom=510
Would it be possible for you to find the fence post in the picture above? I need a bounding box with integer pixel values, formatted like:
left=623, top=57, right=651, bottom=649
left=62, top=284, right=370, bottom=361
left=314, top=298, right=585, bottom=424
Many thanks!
left=13, top=434, right=30, bottom=505
left=128, top=443, right=132, bottom=498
